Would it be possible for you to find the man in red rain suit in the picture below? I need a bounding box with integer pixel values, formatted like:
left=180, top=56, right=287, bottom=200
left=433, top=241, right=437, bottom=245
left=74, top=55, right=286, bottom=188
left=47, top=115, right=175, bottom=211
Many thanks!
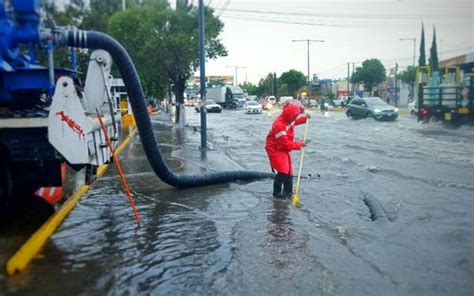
left=265, top=104, right=310, bottom=198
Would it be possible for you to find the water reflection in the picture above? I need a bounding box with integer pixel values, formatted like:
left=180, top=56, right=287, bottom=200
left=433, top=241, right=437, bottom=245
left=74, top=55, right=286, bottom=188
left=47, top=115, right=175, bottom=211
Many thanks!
left=173, top=126, right=185, bottom=147
left=267, top=199, right=293, bottom=243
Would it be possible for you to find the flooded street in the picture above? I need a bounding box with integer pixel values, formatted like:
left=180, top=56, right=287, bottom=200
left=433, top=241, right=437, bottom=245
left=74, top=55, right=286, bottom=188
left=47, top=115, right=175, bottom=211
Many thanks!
left=1, top=108, right=473, bottom=295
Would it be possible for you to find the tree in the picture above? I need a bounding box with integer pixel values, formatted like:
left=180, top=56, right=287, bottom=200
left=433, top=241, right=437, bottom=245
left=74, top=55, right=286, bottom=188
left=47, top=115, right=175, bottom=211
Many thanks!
left=429, top=26, right=439, bottom=72
left=419, top=23, right=426, bottom=66
left=399, top=66, right=416, bottom=101
left=108, top=1, right=227, bottom=123
left=350, top=59, right=386, bottom=93
left=40, top=0, right=137, bottom=78
left=240, top=81, right=257, bottom=95
left=81, top=0, right=134, bottom=32
left=108, top=2, right=170, bottom=98
left=277, top=83, right=289, bottom=97
left=278, top=69, right=306, bottom=96
left=39, top=1, right=90, bottom=75
left=256, top=73, right=277, bottom=97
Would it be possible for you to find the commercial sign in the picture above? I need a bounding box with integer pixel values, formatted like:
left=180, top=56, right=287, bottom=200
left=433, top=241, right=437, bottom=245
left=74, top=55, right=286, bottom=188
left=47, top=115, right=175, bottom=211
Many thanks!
left=190, top=75, right=234, bottom=85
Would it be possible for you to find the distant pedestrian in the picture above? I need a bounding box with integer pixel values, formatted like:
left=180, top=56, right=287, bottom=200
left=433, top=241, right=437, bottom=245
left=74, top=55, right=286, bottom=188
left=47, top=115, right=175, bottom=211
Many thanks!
left=320, top=97, right=327, bottom=113
left=265, top=104, right=310, bottom=198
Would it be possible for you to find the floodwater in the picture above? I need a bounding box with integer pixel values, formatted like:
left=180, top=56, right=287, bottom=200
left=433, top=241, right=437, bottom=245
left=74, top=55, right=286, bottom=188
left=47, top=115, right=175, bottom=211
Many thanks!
left=1, top=107, right=473, bottom=295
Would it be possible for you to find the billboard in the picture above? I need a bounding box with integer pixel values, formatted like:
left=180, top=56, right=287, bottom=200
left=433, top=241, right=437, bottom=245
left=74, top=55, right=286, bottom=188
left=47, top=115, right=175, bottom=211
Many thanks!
left=190, top=75, right=234, bottom=86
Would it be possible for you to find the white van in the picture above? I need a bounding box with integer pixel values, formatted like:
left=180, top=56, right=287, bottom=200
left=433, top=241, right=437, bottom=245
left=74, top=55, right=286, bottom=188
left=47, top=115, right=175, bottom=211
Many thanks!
left=267, top=96, right=276, bottom=104
left=279, top=96, right=293, bottom=105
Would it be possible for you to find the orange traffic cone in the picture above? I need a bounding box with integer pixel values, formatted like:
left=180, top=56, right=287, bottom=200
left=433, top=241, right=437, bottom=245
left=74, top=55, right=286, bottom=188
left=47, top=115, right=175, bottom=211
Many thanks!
left=35, top=162, right=66, bottom=205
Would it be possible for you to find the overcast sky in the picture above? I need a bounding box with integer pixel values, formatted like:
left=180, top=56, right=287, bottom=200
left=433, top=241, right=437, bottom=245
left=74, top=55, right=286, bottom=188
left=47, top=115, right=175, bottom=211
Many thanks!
left=200, top=0, right=473, bottom=84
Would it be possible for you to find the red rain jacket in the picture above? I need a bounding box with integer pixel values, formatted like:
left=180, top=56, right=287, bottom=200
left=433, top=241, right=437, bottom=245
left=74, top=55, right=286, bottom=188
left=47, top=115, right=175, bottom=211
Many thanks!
left=265, top=104, right=307, bottom=175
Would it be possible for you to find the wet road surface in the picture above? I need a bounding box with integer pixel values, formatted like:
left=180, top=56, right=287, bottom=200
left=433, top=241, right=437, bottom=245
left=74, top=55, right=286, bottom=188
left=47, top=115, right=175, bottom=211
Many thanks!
left=1, top=107, right=473, bottom=295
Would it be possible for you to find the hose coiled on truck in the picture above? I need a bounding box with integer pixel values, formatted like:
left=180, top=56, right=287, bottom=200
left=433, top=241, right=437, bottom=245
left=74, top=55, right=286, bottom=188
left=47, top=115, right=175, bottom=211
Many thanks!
left=62, top=30, right=273, bottom=188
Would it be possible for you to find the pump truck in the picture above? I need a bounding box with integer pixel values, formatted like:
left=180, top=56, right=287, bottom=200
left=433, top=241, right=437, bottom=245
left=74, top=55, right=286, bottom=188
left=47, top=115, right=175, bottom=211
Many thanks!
left=0, top=1, right=120, bottom=210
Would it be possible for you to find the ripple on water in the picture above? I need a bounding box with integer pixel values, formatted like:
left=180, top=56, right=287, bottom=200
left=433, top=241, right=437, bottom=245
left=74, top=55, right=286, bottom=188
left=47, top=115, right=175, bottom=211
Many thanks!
left=51, top=191, right=230, bottom=294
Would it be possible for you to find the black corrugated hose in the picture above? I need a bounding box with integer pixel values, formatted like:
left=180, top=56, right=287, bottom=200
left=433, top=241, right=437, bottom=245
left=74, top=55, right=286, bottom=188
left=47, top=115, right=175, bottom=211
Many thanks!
left=63, top=30, right=273, bottom=188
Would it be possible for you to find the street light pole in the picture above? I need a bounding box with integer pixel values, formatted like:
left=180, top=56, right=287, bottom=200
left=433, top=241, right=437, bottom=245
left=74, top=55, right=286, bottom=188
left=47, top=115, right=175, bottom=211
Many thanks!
left=400, top=38, right=416, bottom=67
left=198, top=0, right=207, bottom=149
left=292, top=39, right=325, bottom=96
left=226, top=66, right=247, bottom=86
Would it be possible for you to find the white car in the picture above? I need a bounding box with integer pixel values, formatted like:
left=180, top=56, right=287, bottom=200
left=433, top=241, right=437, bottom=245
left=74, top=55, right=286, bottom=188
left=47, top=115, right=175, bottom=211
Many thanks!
left=267, top=96, right=276, bottom=104
left=309, top=99, right=318, bottom=107
left=195, top=99, right=222, bottom=113
left=245, top=100, right=263, bottom=114
left=333, top=97, right=344, bottom=107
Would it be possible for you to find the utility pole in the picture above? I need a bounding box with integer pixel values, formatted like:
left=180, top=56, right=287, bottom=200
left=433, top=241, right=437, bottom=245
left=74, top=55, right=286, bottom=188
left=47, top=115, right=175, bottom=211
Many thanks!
left=400, top=38, right=416, bottom=67
left=347, top=63, right=350, bottom=97
left=122, top=0, right=126, bottom=11
left=394, top=62, right=399, bottom=106
left=226, top=66, right=246, bottom=86
left=352, top=62, right=355, bottom=96
left=273, top=72, right=277, bottom=96
left=292, top=39, right=325, bottom=97
left=198, top=0, right=207, bottom=149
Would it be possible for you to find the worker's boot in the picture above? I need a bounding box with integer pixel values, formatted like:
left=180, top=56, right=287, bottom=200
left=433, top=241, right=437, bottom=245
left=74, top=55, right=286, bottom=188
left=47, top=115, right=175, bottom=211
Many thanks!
left=282, top=174, right=293, bottom=199
left=273, top=173, right=284, bottom=198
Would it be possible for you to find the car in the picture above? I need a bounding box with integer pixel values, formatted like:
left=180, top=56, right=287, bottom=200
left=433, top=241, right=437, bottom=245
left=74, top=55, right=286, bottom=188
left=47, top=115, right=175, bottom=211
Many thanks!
left=237, top=98, right=247, bottom=109
left=344, top=96, right=355, bottom=106
left=195, top=99, right=222, bottom=113
left=346, top=97, right=398, bottom=121
left=226, top=97, right=246, bottom=109
left=267, top=96, right=276, bottom=104
left=245, top=100, right=263, bottom=114
left=408, top=101, right=418, bottom=115
left=333, top=97, right=345, bottom=107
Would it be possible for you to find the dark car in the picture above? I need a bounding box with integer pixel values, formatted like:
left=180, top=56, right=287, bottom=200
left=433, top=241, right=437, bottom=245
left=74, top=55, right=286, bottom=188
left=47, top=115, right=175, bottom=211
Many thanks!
left=346, top=97, right=399, bottom=121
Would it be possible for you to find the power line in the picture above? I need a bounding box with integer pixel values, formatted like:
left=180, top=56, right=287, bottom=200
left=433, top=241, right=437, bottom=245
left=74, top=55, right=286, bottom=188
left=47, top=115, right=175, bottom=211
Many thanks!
left=315, top=46, right=473, bottom=78
left=223, top=7, right=472, bottom=22
left=217, top=0, right=231, bottom=17
left=221, top=14, right=345, bottom=28
left=220, top=12, right=471, bottom=28
left=315, top=63, right=348, bottom=75
left=211, top=0, right=223, bottom=14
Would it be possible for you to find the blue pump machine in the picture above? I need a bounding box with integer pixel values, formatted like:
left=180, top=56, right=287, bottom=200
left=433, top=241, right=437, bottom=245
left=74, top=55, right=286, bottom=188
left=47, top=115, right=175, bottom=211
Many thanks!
left=1, top=0, right=73, bottom=204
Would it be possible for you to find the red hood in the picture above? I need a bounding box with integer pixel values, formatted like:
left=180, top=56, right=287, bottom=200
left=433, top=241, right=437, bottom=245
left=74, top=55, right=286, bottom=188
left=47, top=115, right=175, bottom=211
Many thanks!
left=281, top=104, right=302, bottom=123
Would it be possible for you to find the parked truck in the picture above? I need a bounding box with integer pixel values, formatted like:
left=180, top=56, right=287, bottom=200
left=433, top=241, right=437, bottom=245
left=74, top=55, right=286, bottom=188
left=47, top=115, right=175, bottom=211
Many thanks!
left=206, top=86, right=246, bottom=109
left=1, top=1, right=120, bottom=213
left=417, top=64, right=473, bottom=125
